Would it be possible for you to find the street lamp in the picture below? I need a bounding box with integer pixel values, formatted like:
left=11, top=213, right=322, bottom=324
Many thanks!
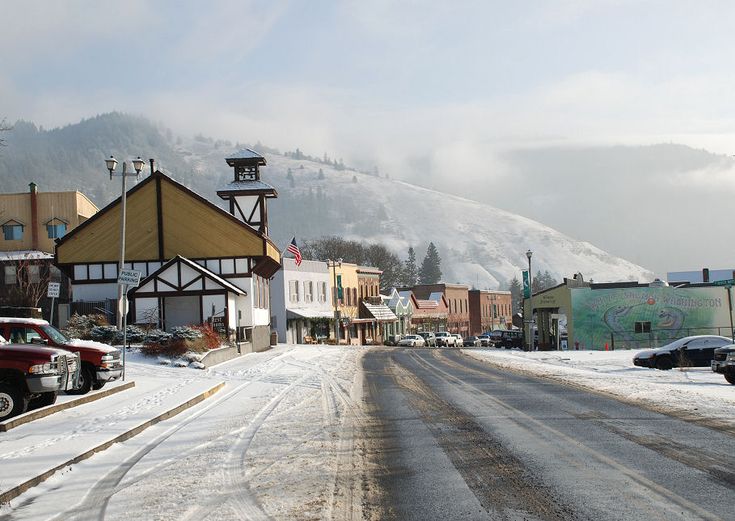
left=526, top=249, right=534, bottom=351
left=327, top=258, right=342, bottom=344
left=105, top=156, right=144, bottom=378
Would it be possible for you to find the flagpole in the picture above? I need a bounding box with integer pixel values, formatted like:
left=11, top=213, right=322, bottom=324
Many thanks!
left=281, top=236, right=296, bottom=259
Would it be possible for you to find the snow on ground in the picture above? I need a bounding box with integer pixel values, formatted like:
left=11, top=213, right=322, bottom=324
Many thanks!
left=464, top=348, right=735, bottom=428
left=1, top=344, right=368, bottom=521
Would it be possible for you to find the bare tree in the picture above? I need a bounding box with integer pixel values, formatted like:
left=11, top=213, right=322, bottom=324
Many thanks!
left=1, top=256, right=52, bottom=307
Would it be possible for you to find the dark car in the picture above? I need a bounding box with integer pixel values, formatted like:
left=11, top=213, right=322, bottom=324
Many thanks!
left=417, top=331, right=436, bottom=347
left=711, top=343, right=735, bottom=384
left=463, top=336, right=481, bottom=347
left=496, top=330, right=524, bottom=349
left=633, top=335, right=732, bottom=370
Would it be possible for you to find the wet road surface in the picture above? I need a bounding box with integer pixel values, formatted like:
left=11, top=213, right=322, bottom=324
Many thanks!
left=362, top=348, right=735, bottom=521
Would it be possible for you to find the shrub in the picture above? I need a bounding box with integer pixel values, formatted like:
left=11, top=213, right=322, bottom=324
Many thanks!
left=90, top=325, right=118, bottom=343
left=63, top=313, right=109, bottom=340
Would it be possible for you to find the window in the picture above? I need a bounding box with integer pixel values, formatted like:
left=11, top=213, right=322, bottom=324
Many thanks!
left=353, top=288, right=357, bottom=305
left=2, top=222, right=23, bottom=241
left=319, top=282, right=327, bottom=303
left=28, top=265, right=40, bottom=283
left=4, top=266, right=16, bottom=285
left=634, top=321, right=651, bottom=333
left=288, top=280, right=299, bottom=303
left=304, top=280, right=313, bottom=303
left=46, top=222, right=67, bottom=239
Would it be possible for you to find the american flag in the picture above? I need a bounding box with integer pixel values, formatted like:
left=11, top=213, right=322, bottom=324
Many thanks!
left=287, top=237, right=302, bottom=266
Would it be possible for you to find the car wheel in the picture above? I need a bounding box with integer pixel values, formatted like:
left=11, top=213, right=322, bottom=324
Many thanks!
left=655, top=357, right=673, bottom=370
left=92, top=380, right=106, bottom=391
left=67, top=365, right=94, bottom=395
left=28, top=391, right=57, bottom=411
left=0, top=383, right=27, bottom=421
left=724, top=372, right=735, bottom=385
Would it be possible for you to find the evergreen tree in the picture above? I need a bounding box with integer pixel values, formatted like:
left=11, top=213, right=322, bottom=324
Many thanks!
left=532, top=270, right=558, bottom=292
left=286, top=168, right=295, bottom=188
left=403, top=246, right=418, bottom=286
left=318, top=168, right=325, bottom=180
left=352, top=175, right=357, bottom=183
left=418, top=242, right=442, bottom=284
left=507, top=276, right=522, bottom=313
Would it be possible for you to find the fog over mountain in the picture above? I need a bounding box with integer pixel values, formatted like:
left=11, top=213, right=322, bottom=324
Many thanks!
left=0, top=113, right=671, bottom=286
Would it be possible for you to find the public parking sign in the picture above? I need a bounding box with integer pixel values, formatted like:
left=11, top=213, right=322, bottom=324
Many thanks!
left=47, top=282, right=61, bottom=298
left=118, top=269, right=142, bottom=287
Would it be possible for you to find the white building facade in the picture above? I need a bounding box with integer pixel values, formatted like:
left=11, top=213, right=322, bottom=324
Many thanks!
left=271, top=258, right=333, bottom=344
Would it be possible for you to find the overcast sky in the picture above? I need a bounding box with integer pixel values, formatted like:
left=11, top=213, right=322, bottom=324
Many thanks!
left=3, top=0, right=735, bottom=276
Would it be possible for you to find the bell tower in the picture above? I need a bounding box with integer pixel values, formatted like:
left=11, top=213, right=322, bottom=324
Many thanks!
left=217, top=149, right=278, bottom=235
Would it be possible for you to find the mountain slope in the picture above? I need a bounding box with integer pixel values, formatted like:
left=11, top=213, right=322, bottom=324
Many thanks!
left=0, top=113, right=652, bottom=287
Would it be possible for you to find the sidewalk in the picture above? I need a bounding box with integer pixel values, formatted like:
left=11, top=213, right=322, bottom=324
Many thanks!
left=0, top=361, right=225, bottom=503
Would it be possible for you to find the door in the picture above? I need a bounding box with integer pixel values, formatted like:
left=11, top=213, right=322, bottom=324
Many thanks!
left=164, top=296, right=200, bottom=331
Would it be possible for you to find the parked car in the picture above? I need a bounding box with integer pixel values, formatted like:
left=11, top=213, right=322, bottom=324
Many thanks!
left=496, top=330, right=524, bottom=349
left=0, top=333, right=80, bottom=420
left=633, top=335, right=732, bottom=370
left=0, top=318, right=122, bottom=394
left=711, top=343, right=735, bottom=384
left=384, top=334, right=402, bottom=346
left=452, top=334, right=463, bottom=347
left=417, top=331, right=436, bottom=347
left=435, top=331, right=456, bottom=347
left=463, top=336, right=481, bottom=347
left=397, top=335, right=426, bottom=347
left=488, top=330, right=504, bottom=347
left=478, top=334, right=493, bottom=347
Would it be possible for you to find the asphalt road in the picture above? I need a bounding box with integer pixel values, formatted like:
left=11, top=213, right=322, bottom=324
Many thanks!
left=362, top=348, right=735, bottom=521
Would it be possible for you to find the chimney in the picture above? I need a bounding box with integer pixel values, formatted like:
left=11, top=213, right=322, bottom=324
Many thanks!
left=702, top=268, right=710, bottom=283
left=29, top=182, right=39, bottom=251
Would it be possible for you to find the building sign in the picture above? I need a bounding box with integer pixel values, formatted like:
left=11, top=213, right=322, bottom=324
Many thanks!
left=571, top=286, right=731, bottom=350
left=210, top=316, right=226, bottom=334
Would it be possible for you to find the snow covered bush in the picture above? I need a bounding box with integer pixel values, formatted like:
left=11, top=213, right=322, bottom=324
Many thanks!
left=90, top=325, right=118, bottom=343
left=141, top=326, right=210, bottom=357
left=63, top=313, right=109, bottom=340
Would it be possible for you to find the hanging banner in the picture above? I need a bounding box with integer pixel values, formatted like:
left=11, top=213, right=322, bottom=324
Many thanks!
left=522, top=270, right=530, bottom=298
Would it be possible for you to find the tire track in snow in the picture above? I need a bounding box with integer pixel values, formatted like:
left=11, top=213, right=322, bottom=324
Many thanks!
left=44, top=358, right=292, bottom=521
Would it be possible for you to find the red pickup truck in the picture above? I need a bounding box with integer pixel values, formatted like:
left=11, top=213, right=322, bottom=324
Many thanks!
left=0, top=318, right=122, bottom=394
left=0, top=333, right=80, bottom=420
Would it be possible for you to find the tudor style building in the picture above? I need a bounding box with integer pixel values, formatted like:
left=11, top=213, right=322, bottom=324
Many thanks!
left=55, top=152, right=281, bottom=351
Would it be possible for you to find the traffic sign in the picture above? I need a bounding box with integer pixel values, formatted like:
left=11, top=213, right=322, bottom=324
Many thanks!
left=118, top=269, right=142, bottom=287
left=712, top=278, right=735, bottom=287
left=47, top=282, right=61, bottom=298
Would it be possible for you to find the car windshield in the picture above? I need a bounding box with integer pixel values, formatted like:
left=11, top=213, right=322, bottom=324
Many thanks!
left=41, top=324, right=70, bottom=344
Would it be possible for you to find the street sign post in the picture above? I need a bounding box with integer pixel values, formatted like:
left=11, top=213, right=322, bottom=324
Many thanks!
left=47, top=282, right=61, bottom=326
left=118, top=269, right=142, bottom=287
left=116, top=269, right=141, bottom=381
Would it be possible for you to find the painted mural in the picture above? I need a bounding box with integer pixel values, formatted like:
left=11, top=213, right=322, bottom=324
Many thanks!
left=571, top=286, right=733, bottom=350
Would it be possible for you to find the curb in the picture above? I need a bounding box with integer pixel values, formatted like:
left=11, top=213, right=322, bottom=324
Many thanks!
left=0, top=381, right=137, bottom=432
left=0, top=381, right=225, bottom=505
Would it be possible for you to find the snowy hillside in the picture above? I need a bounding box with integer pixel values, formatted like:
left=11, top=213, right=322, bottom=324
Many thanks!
left=177, top=140, right=653, bottom=288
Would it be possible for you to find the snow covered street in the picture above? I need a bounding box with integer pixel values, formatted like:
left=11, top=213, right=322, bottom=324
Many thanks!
left=464, top=348, right=735, bottom=430
left=0, top=345, right=368, bottom=521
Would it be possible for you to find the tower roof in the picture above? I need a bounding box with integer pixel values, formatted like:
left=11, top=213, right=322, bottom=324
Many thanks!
left=225, top=148, right=266, bottom=166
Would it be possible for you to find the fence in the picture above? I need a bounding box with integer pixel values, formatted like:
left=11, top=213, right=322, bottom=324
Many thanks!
left=69, top=299, right=117, bottom=325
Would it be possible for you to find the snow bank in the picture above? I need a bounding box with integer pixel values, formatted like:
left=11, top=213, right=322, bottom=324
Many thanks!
left=464, top=348, right=735, bottom=428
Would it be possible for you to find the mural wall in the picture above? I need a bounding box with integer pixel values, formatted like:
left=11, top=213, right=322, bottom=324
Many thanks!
left=571, top=286, right=733, bottom=350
